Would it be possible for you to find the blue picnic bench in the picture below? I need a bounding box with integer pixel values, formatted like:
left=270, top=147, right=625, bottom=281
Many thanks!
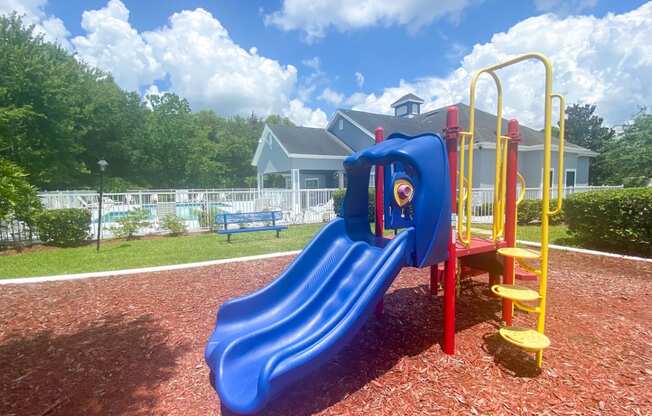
left=215, top=211, right=287, bottom=242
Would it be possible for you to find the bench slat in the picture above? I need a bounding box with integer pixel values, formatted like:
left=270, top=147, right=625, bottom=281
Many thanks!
left=215, top=211, right=282, bottom=225
left=217, top=225, right=288, bottom=235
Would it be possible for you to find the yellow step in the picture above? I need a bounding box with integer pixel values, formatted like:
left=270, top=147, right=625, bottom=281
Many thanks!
left=497, top=247, right=540, bottom=260
left=491, top=284, right=540, bottom=301
left=499, top=327, right=550, bottom=352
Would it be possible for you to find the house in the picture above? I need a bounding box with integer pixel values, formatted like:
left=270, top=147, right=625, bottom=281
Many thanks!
left=252, top=94, right=597, bottom=191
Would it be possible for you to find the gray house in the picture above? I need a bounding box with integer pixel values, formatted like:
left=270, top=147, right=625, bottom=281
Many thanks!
left=252, top=94, right=597, bottom=191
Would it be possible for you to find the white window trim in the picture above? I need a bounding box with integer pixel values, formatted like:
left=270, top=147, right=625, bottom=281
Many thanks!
left=305, top=178, right=320, bottom=189
left=396, top=105, right=408, bottom=116
left=564, top=168, right=577, bottom=188
left=541, top=167, right=555, bottom=187
left=338, top=118, right=344, bottom=130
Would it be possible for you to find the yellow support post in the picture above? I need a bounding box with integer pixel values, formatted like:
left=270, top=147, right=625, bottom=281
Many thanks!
left=463, top=52, right=565, bottom=368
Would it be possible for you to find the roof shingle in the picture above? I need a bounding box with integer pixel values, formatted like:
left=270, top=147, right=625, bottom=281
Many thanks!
left=268, top=125, right=351, bottom=156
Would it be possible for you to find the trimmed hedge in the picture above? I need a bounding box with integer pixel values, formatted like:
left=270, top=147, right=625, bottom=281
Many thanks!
left=517, top=199, right=565, bottom=226
left=37, top=208, right=91, bottom=247
left=333, top=188, right=376, bottom=222
left=564, top=188, right=651, bottom=257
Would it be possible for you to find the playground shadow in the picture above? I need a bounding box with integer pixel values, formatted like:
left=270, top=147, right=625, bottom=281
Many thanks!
left=482, top=333, right=542, bottom=378
left=0, top=313, right=189, bottom=416
left=250, top=279, right=502, bottom=416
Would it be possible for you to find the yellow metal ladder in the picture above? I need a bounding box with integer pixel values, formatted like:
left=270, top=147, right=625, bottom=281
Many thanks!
left=460, top=53, right=566, bottom=368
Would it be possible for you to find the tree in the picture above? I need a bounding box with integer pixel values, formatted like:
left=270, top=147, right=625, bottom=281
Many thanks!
left=563, top=104, right=616, bottom=184
left=0, top=14, right=289, bottom=191
left=564, top=104, right=615, bottom=151
left=592, top=110, right=652, bottom=187
left=0, top=158, right=42, bottom=225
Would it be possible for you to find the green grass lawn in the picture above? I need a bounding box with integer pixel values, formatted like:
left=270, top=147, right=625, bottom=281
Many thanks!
left=0, top=223, right=325, bottom=279
left=0, top=222, right=576, bottom=280
left=472, top=223, right=572, bottom=245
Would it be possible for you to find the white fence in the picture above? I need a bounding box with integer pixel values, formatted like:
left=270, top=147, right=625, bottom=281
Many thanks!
left=38, top=188, right=339, bottom=239
left=0, top=185, right=622, bottom=245
left=41, top=185, right=622, bottom=237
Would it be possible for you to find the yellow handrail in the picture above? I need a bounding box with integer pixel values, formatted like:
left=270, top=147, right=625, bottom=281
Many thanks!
left=549, top=94, right=565, bottom=215
left=493, top=135, right=511, bottom=239
left=458, top=70, right=503, bottom=246
left=516, top=172, right=526, bottom=205
left=465, top=52, right=555, bottom=368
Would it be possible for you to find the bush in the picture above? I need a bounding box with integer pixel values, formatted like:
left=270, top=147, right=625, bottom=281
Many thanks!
left=37, top=208, right=91, bottom=247
left=564, top=188, right=651, bottom=256
left=333, top=188, right=376, bottom=222
left=161, top=214, right=187, bottom=236
left=0, top=159, right=43, bottom=226
left=517, top=199, right=565, bottom=226
left=112, top=208, right=151, bottom=240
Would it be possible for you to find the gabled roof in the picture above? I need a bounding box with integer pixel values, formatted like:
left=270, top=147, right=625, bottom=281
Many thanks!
left=339, top=109, right=436, bottom=136
left=268, top=124, right=351, bottom=156
left=391, top=93, right=425, bottom=108
left=420, top=103, right=591, bottom=153
left=338, top=103, right=596, bottom=155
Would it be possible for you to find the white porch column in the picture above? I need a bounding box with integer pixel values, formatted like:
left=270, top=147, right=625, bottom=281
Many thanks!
left=257, top=173, right=264, bottom=195
left=338, top=170, right=345, bottom=189
left=291, top=168, right=301, bottom=215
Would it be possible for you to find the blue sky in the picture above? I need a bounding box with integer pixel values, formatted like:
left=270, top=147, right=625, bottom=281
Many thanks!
left=2, top=0, right=651, bottom=127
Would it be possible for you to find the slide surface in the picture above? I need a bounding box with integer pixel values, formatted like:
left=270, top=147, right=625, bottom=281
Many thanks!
left=205, top=218, right=413, bottom=414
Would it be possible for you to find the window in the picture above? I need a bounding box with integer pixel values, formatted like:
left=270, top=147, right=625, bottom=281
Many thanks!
left=338, top=119, right=344, bottom=130
left=396, top=105, right=408, bottom=117
left=541, top=168, right=555, bottom=186
left=305, top=178, right=319, bottom=189
left=565, top=169, right=576, bottom=188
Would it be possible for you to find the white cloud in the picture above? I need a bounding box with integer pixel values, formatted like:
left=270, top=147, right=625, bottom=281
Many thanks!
left=72, top=0, right=163, bottom=91
left=265, top=0, right=476, bottom=42
left=67, top=1, right=327, bottom=123
left=282, top=99, right=328, bottom=127
left=354, top=71, right=365, bottom=89
left=349, top=3, right=652, bottom=128
left=318, top=87, right=344, bottom=106
left=0, top=0, right=70, bottom=48
left=142, top=7, right=299, bottom=116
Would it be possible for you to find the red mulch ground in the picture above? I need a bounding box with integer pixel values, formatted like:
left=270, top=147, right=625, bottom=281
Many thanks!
left=1, top=251, right=651, bottom=415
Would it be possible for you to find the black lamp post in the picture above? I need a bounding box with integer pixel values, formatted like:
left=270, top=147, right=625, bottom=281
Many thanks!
left=96, top=159, right=108, bottom=252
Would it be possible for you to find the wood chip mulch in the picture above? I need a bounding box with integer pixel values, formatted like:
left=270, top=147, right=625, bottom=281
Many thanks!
left=1, top=250, right=651, bottom=415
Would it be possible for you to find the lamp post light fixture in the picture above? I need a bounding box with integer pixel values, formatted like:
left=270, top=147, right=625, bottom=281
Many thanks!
left=96, top=159, right=109, bottom=252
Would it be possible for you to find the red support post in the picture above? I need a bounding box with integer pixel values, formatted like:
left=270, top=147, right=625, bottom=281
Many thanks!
left=442, top=106, right=459, bottom=354
left=375, top=127, right=385, bottom=317
left=502, top=119, right=521, bottom=326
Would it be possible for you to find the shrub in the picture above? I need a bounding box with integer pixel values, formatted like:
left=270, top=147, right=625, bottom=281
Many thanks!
left=333, top=188, right=376, bottom=222
left=112, top=208, right=151, bottom=240
left=161, top=214, right=187, bottom=236
left=0, top=159, right=43, bottom=226
left=517, top=199, right=565, bottom=226
left=564, top=188, right=651, bottom=256
left=37, top=208, right=91, bottom=247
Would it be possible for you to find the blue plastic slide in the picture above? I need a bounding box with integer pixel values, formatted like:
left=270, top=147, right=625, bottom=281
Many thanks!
left=205, top=134, right=451, bottom=414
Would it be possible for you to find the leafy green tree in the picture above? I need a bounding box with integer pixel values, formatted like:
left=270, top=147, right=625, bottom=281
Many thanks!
left=562, top=104, right=616, bottom=184
left=592, top=110, right=652, bottom=187
left=0, top=14, right=292, bottom=191
left=0, top=158, right=42, bottom=225
left=564, top=104, right=615, bottom=151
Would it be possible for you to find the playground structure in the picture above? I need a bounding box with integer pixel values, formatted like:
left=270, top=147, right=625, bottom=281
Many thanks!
left=205, top=53, right=565, bottom=414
